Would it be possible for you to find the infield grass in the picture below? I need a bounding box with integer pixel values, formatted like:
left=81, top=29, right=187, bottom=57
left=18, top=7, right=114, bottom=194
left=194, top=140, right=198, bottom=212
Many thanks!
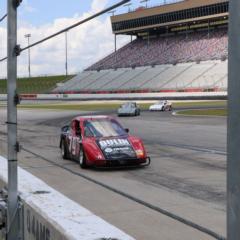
left=0, top=75, right=73, bottom=94
left=17, top=100, right=227, bottom=112
left=177, top=109, right=227, bottom=116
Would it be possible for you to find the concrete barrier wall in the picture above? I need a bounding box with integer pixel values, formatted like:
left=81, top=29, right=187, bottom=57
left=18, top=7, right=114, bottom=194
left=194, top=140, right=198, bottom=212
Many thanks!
left=0, top=156, right=134, bottom=240
left=0, top=92, right=228, bottom=101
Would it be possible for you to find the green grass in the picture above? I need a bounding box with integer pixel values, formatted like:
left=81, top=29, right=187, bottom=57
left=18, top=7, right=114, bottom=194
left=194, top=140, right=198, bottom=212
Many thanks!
left=173, top=101, right=227, bottom=108
left=17, top=101, right=227, bottom=112
left=177, top=109, right=227, bottom=116
left=18, top=103, right=122, bottom=111
left=0, top=75, right=74, bottom=94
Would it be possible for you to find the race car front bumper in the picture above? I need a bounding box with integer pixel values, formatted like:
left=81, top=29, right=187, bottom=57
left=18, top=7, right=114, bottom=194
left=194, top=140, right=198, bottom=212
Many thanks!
left=93, top=157, right=151, bottom=168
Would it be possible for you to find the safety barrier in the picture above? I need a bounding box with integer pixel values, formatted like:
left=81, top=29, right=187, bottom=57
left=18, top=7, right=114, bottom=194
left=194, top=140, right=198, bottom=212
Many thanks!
left=0, top=91, right=228, bottom=101
left=0, top=156, right=134, bottom=240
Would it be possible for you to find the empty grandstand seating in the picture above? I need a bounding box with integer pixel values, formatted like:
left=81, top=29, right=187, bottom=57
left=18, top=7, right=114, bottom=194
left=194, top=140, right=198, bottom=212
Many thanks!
left=86, top=27, right=228, bottom=71
left=53, top=27, right=228, bottom=94
left=54, top=60, right=227, bottom=93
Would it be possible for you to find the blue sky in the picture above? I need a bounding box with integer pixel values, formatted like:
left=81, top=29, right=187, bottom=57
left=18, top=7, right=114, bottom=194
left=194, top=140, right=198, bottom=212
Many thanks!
left=0, top=0, right=166, bottom=26
left=0, top=0, right=175, bottom=77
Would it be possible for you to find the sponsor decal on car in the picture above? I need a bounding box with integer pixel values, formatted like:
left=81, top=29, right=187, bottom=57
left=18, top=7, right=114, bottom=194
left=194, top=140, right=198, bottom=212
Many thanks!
left=99, top=139, right=130, bottom=148
left=104, top=146, right=131, bottom=153
left=105, top=147, right=113, bottom=153
left=98, top=138, right=136, bottom=160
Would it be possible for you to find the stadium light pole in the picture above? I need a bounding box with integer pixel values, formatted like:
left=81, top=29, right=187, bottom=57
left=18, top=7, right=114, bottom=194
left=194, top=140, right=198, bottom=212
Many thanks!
left=123, top=3, right=132, bottom=12
left=108, top=10, right=116, bottom=16
left=140, top=0, right=150, bottom=8
left=65, top=31, right=68, bottom=76
left=228, top=0, right=240, bottom=239
left=0, top=14, right=7, bottom=80
left=24, top=33, right=31, bottom=78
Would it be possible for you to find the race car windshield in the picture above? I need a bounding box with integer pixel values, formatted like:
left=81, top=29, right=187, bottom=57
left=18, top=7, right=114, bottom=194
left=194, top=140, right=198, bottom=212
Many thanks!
left=122, top=102, right=135, bottom=108
left=84, top=119, right=127, bottom=138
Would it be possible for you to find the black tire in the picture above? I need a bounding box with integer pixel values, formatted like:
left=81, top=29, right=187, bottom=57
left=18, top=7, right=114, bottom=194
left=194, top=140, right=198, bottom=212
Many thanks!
left=79, top=148, right=87, bottom=168
left=61, top=140, right=68, bottom=159
left=169, top=106, right=172, bottom=111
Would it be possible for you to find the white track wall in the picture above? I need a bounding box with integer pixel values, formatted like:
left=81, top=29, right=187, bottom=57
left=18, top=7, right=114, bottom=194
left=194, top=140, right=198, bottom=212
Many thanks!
left=0, top=92, right=228, bottom=101
left=0, top=156, right=134, bottom=240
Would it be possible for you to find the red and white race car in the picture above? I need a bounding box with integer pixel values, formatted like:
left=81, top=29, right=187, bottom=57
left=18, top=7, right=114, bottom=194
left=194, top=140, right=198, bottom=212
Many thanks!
left=60, top=115, right=150, bottom=168
left=149, top=100, right=172, bottom=111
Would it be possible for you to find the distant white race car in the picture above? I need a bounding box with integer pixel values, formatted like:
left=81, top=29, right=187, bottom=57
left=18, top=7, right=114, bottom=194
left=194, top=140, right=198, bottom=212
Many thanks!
left=149, top=101, right=172, bottom=111
left=118, top=102, right=141, bottom=116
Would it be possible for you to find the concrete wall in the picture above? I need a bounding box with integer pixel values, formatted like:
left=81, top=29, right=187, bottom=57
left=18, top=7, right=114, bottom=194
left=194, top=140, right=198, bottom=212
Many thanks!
left=0, top=91, right=228, bottom=102
left=0, top=156, right=134, bottom=240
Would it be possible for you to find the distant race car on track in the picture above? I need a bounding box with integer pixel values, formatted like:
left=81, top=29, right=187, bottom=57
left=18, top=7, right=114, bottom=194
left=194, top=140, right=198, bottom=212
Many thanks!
left=60, top=115, right=150, bottom=168
left=118, top=102, right=141, bottom=116
left=149, top=100, right=172, bottom=111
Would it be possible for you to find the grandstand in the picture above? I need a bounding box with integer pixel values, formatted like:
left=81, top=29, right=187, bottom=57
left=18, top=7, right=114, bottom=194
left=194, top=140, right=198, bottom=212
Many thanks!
left=54, top=0, right=229, bottom=94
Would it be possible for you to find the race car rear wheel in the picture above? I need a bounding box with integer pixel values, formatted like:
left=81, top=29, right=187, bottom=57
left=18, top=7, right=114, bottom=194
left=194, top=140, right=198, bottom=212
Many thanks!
left=79, top=148, right=87, bottom=168
left=61, top=140, right=68, bottom=159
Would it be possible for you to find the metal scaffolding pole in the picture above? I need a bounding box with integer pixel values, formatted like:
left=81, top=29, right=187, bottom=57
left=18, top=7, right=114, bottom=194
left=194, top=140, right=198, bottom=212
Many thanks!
left=24, top=33, right=31, bottom=78
left=228, top=0, right=240, bottom=239
left=65, top=31, right=68, bottom=76
left=7, top=0, right=20, bottom=239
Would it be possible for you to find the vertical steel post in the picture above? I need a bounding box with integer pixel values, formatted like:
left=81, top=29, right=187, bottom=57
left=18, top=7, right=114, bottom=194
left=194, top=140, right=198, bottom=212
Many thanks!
left=27, top=35, right=31, bottom=78
left=7, top=0, right=19, bottom=239
left=228, top=0, right=240, bottom=239
left=0, top=14, right=7, bottom=80
left=65, top=31, right=68, bottom=76
left=114, top=34, right=117, bottom=52
left=24, top=33, right=31, bottom=78
left=114, top=34, right=117, bottom=68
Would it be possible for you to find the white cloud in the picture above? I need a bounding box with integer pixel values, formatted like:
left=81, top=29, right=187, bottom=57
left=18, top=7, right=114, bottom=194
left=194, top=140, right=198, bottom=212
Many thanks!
left=91, top=0, right=109, bottom=13
left=0, top=0, right=130, bottom=78
left=21, top=0, right=37, bottom=14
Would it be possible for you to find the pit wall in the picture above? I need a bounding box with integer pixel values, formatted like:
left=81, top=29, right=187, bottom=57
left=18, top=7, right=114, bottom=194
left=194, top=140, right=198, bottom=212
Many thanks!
left=0, top=156, right=134, bottom=240
left=0, top=91, right=228, bottom=101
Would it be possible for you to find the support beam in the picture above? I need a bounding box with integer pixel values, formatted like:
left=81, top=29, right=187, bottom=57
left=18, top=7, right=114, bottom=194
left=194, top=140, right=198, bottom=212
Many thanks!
left=65, top=31, right=68, bottom=76
left=7, top=0, right=19, bottom=239
left=227, top=0, right=240, bottom=239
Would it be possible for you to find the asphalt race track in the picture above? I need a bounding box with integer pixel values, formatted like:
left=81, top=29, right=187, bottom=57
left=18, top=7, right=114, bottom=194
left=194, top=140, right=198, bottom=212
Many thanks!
left=0, top=106, right=226, bottom=240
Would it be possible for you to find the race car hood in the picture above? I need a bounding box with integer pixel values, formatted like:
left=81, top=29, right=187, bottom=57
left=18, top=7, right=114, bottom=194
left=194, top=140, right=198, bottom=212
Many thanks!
left=96, top=137, right=137, bottom=160
left=151, top=104, right=163, bottom=108
left=118, top=108, right=135, bottom=113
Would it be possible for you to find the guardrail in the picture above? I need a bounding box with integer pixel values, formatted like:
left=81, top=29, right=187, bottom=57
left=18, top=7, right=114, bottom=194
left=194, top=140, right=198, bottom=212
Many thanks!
left=0, top=156, right=134, bottom=240
left=0, top=91, right=228, bottom=101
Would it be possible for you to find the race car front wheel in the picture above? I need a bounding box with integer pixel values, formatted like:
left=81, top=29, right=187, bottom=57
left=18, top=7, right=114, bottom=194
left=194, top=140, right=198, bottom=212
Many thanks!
left=61, top=140, right=68, bottom=159
left=79, top=148, right=87, bottom=168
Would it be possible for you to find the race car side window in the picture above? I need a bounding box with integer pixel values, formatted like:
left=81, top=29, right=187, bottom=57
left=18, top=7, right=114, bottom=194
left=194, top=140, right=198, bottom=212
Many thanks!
left=83, top=121, right=93, bottom=137
left=76, top=121, right=81, bottom=137
left=71, top=120, right=81, bottom=137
